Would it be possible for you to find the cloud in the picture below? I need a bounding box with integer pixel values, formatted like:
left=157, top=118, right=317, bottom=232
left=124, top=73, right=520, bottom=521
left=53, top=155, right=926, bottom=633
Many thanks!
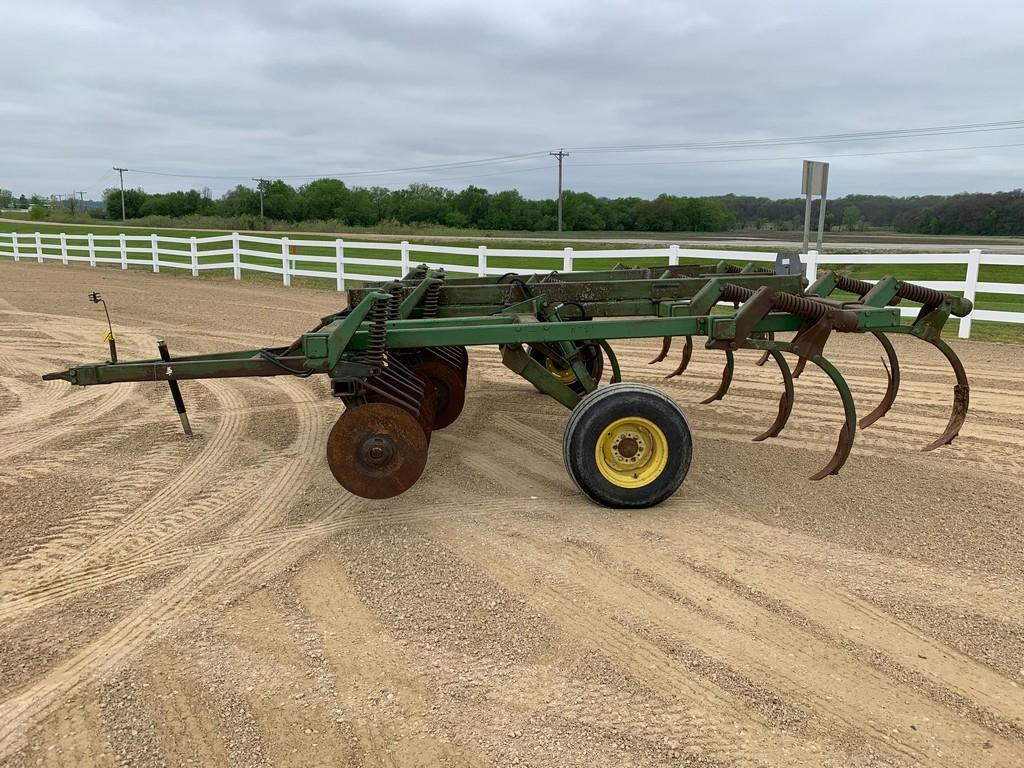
left=3, top=0, right=1023, bottom=200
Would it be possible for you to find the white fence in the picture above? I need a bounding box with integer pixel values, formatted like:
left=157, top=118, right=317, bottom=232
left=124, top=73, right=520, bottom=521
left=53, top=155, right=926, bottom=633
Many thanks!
left=1, top=230, right=1022, bottom=340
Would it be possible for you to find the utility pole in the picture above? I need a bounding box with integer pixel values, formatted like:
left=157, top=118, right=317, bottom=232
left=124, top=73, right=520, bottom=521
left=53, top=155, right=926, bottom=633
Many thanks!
left=549, top=149, right=569, bottom=232
left=252, top=177, right=268, bottom=221
left=113, top=167, right=127, bottom=221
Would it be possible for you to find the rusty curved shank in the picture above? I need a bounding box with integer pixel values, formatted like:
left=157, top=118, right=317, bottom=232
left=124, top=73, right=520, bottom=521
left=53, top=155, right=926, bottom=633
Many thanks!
left=700, top=349, right=734, bottom=404
left=752, top=349, right=795, bottom=442
left=804, top=352, right=858, bottom=480
left=665, top=335, right=694, bottom=380
left=859, top=331, right=901, bottom=429
left=649, top=336, right=672, bottom=364
left=887, top=329, right=970, bottom=450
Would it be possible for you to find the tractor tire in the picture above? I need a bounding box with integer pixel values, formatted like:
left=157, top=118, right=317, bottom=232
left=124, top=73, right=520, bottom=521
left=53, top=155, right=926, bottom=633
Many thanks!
left=562, top=383, right=692, bottom=509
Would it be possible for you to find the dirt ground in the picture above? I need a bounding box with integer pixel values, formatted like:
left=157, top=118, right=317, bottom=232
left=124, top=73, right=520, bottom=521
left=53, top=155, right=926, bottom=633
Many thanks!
left=0, top=261, right=1022, bottom=768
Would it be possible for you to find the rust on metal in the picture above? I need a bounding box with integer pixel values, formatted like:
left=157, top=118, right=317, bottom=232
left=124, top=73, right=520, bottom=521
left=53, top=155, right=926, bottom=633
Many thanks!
left=326, top=402, right=429, bottom=499
left=665, top=335, right=694, bottom=380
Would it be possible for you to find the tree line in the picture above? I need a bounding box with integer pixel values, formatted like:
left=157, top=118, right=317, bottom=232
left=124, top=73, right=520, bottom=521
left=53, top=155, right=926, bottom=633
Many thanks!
left=21, top=181, right=1024, bottom=236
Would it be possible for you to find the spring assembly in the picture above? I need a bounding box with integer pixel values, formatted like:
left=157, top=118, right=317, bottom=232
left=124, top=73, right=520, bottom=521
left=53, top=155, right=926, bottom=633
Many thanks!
left=833, top=273, right=951, bottom=309
left=720, top=283, right=830, bottom=320
left=365, top=297, right=388, bottom=367
left=721, top=263, right=773, bottom=275
left=386, top=282, right=405, bottom=321
left=422, top=280, right=442, bottom=318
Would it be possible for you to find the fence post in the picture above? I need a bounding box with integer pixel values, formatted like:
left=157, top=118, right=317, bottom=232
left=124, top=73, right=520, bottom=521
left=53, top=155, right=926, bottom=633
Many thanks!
left=336, top=239, right=345, bottom=291
left=189, top=236, right=199, bottom=276
left=400, top=240, right=410, bottom=277
left=669, top=244, right=679, bottom=267
left=959, top=249, right=981, bottom=339
left=87, top=233, right=96, bottom=267
left=477, top=245, right=487, bottom=277
left=119, top=233, right=128, bottom=269
left=151, top=234, right=160, bottom=273
left=804, top=249, right=819, bottom=284
left=563, top=247, right=573, bottom=273
left=281, top=237, right=291, bottom=286
left=232, top=232, right=241, bottom=280
left=60, top=233, right=68, bottom=265
left=35, top=231, right=43, bottom=263
left=11, top=232, right=19, bottom=262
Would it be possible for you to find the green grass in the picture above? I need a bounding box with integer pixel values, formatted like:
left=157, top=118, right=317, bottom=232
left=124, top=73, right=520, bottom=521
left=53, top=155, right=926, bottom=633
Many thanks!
left=1, top=218, right=1020, bottom=343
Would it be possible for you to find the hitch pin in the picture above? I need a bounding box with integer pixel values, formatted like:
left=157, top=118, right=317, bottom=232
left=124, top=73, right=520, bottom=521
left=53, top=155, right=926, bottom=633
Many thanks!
left=157, top=339, right=192, bottom=436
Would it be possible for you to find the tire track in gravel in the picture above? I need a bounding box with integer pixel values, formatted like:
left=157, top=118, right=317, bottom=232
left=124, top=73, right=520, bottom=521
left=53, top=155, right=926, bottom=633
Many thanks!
left=591, top=524, right=1024, bottom=740
left=294, top=553, right=488, bottom=768
left=0, top=491, right=528, bottom=626
left=47, top=379, right=249, bottom=577
left=414, top=519, right=819, bottom=767
left=1, top=378, right=322, bottom=622
left=0, top=437, right=188, bottom=581
left=0, top=382, right=137, bottom=461
left=0, top=553, right=229, bottom=761
left=0, top=377, right=331, bottom=759
left=435, top=513, right=1015, bottom=768
left=648, top=504, right=1024, bottom=628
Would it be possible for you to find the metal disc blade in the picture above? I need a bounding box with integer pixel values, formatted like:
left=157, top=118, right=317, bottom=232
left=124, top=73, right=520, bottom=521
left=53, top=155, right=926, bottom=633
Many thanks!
left=413, top=358, right=467, bottom=430
left=326, top=403, right=428, bottom=499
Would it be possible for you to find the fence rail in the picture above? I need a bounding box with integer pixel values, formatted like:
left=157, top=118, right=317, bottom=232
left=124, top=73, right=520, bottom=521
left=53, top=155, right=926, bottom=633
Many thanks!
left=1, top=230, right=1021, bottom=339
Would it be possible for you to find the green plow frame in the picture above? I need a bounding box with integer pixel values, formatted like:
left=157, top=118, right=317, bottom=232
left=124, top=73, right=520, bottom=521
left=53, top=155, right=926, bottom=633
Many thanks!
left=43, top=256, right=973, bottom=507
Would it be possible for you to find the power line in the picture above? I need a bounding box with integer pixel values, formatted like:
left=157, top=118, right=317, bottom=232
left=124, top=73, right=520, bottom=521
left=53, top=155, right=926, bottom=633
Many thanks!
left=566, top=119, right=1024, bottom=154
left=567, top=141, right=1024, bottom=169
left=107, top=118, right=1024, bottom=191
left=121, top=150, right=551, bottom=183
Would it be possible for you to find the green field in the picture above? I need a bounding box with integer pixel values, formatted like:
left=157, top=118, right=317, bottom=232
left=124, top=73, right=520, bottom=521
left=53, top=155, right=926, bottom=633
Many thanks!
left=1, top=218, right=1020, bottom=342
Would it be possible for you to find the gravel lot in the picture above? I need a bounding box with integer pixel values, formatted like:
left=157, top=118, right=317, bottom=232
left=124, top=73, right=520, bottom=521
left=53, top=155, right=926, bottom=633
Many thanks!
left=1, top=261, right=1022, bottom=767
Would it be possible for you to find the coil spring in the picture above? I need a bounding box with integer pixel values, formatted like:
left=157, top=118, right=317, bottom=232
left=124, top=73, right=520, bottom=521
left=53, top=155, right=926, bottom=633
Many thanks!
left=893, top=280, right=948, bottom=307
left=423, top=281, right=442, bottom=318
left=720, top=283, right=829, bottom=320
left=833, top=274, right=877, bottom=297
left=386, top=282, right=404, bottom=321
left=722, top=263, right=773, bottom=275
left=366, top=298, right=388, bottom=366
left=834, top=273, right=947, bottom=307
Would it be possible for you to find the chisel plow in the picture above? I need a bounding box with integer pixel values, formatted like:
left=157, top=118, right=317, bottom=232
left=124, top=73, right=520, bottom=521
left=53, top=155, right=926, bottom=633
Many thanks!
left=44, top=255, right=972, bottom=508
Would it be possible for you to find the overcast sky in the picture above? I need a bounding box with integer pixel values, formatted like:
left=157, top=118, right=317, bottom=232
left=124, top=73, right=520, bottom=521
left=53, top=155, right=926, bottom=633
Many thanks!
left=4, top=0, right=1023, bottom=201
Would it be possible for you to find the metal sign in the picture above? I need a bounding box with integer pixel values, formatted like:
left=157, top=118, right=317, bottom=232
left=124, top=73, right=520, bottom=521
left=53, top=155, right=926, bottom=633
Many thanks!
left=802, top=160, right=829, bottom=196
left=801, top=160, right=830, bottom=253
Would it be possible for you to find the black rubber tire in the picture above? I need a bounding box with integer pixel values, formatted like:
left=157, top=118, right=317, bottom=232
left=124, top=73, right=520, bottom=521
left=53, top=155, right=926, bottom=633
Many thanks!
left=562, top=383, right=692, bottom=509
left=529, top=341, right=604, bottom=395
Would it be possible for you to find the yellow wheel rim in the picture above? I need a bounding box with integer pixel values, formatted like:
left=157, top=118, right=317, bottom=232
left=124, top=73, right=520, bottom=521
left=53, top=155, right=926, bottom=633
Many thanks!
left=594, top=417, right=669, bottom=488
left=545, top=357, right=577, bottom=384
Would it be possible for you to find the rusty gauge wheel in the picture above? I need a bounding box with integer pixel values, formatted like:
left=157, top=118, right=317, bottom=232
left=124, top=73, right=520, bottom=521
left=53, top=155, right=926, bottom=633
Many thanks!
left=326, top=403, right=428, bottom=499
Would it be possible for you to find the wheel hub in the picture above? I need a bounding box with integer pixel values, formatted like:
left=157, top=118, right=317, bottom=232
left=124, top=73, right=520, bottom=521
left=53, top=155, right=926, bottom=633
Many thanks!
left=595, top=417, right=669, bottom=488
left=359, top=435, right=396, bottom=467
left=612, top=433, right=643, bottom=462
